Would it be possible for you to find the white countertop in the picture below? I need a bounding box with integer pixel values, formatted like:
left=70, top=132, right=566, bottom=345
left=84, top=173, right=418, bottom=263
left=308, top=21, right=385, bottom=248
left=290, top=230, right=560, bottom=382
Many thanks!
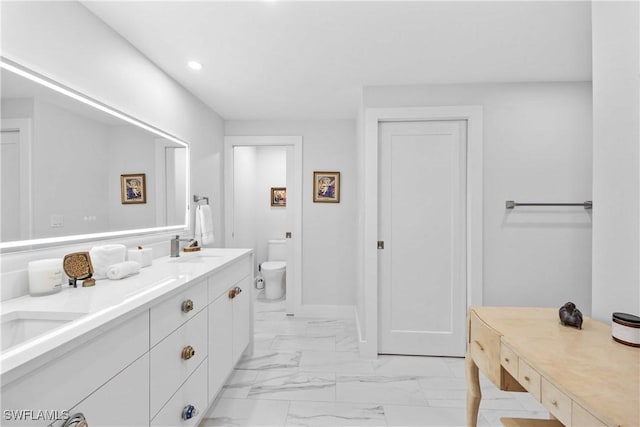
left=0, top=248, right=252, bottom=382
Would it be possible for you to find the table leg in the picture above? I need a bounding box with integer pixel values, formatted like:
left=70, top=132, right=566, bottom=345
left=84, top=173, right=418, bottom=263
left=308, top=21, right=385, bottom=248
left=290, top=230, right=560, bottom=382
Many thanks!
left=466, top=352, right=482, bottom=427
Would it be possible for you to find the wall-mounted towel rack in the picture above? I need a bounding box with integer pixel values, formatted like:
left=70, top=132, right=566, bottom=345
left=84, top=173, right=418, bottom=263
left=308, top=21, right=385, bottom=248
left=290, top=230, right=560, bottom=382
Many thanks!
left=193, top=195, right=209, bottom=205
left=506, top=200, right=592, bottom=210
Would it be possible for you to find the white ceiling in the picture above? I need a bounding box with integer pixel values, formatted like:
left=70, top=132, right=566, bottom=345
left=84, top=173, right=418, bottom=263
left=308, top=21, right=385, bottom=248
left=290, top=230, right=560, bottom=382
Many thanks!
left=83, top=1, right=592, bottom=121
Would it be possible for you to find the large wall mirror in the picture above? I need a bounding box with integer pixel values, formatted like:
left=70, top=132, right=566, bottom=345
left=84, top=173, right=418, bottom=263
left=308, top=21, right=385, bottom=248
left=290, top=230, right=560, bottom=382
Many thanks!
left=0, top=58, right=189, bottom=251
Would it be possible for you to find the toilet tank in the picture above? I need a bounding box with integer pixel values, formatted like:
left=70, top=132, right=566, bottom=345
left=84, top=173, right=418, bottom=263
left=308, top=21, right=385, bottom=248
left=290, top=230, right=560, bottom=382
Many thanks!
left=267, top=239, right=287, bottom=261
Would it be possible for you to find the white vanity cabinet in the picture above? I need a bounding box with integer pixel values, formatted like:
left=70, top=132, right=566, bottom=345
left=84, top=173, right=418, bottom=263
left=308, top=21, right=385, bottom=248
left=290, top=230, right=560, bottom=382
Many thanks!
left=1, top=250, right=253, bottom=427
left=207, top=256, right=253, bottom=399
left=1, top=311, right=149, bottom=426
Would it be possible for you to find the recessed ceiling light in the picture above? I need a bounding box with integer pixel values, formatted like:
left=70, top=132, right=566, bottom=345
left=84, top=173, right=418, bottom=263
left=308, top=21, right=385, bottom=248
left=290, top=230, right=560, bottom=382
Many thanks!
left=187, top=61, right=202, bottom=71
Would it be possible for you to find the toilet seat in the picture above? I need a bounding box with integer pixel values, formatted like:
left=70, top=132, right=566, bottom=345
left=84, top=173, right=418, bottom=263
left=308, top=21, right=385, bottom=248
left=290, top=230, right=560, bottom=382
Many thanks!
left=261, top=261, right=286, bottom=271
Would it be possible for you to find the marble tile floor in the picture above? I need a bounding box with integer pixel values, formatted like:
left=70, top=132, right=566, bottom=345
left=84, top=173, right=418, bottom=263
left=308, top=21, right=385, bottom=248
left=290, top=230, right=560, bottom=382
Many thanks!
left=200, top=298, right=548, bottom=427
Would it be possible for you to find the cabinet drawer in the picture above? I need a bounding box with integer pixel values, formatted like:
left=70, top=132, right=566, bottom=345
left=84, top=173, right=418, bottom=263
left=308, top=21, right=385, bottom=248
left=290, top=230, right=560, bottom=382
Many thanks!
left=468, top=310, right=502, bottom=386
left=151, top=359, right=208, bottom=427
left=208, top=255, right=251, bottom=303
left=150, top=279, right=207, bottom=346
left=572, top=401, right=607, bottom=427
left=541, top=378, right=571, bottom=426
left=150, top=308, right=208, bottom=418
left=518, top=359, right=541, bottom=401
left=2, top=311, right=149, bottom=426
left=54, top=354, right=150, bottom=427
left=500, top=342, right=518, bottom=379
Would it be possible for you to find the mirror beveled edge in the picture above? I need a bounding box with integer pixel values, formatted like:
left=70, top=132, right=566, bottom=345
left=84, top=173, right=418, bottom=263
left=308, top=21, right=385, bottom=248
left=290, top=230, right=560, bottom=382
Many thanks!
left=0, top=57, right=191, bottom=252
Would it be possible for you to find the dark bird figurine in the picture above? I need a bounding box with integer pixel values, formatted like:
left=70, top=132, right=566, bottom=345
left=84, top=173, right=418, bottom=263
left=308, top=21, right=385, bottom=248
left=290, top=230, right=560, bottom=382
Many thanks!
left=559, top=302, right=583, bottom=329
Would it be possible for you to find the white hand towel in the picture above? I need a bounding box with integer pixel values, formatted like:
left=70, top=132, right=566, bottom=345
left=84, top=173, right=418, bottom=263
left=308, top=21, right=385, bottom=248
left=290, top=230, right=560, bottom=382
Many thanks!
left=90, top=244, right=126, bottom=279
left=106, top=261, right=141, bottom=280
left=195, top=205, right=215, bottom=245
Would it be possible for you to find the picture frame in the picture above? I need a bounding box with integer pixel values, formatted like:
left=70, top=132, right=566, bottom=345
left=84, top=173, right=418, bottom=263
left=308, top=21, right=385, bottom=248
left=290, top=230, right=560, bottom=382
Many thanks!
left=121, top=173, right=147, bottom=204
left=313, top=171, right=340, bottom=203
left=271, top=187, right=287, bottom=207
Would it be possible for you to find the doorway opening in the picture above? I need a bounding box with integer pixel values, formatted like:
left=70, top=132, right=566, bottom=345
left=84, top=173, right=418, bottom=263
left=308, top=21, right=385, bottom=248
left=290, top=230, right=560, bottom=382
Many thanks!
left=224, top=136, right=303, bottom=315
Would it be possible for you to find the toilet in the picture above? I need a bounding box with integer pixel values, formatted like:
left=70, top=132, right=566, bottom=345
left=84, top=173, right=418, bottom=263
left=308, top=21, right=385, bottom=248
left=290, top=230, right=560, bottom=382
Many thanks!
left=260, top=239, right=286, bottom=300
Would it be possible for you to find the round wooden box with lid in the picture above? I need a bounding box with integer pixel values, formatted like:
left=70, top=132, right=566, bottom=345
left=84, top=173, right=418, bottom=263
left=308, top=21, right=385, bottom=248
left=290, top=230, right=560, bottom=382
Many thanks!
left=612, top=312, right=640, bottom=347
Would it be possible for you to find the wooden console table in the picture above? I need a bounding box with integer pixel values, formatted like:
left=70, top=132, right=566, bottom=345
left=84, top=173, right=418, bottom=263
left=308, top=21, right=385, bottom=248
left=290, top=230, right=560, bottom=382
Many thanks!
left=466, top=307, right=639, bottom=427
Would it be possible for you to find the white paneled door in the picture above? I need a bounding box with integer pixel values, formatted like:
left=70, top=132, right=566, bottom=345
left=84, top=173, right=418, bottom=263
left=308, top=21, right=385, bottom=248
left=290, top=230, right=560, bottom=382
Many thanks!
left=378, top=120, right=467, bottom=357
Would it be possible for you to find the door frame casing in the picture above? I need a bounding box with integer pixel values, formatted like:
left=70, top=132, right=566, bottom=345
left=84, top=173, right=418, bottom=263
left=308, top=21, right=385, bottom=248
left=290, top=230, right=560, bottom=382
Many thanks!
left=361, top=106, right=483, bottom=359
left=224, top=135, right=303, bottom=315
left=1, top=118, right=32, bottom=241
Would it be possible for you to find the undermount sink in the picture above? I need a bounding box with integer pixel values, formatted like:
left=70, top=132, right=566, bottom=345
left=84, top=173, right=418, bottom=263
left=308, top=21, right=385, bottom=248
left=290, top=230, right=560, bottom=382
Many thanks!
left=171, top=254, right=223, bottom=264
left=1, top=310, right=86, bottom=351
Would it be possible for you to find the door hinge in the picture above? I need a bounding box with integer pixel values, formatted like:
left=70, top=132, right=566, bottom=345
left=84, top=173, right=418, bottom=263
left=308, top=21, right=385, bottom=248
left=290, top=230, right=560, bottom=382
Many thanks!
left=377, top=241, right=384, bottom=250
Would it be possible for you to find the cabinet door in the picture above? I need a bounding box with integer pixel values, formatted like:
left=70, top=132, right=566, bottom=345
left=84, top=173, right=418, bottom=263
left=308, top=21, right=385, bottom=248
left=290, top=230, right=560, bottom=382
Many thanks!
left=55, top=354, right=149, bottom=427
left=208, top=292, right=233, bottom=400
left=232, top=276, right=252, bottom=364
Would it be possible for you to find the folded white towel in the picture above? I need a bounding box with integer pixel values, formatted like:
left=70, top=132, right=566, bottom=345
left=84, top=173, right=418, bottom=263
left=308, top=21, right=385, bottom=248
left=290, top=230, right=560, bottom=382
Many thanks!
left=90, top=244, right=126, bottom=279
left=106, top=261, right=141, bottom=280
left=195, top=205, right=215, bottom=246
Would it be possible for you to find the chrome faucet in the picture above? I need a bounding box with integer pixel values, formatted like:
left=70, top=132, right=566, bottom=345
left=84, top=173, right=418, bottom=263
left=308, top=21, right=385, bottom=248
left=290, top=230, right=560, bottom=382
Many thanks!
left=170, top=235, right=193, bottom=257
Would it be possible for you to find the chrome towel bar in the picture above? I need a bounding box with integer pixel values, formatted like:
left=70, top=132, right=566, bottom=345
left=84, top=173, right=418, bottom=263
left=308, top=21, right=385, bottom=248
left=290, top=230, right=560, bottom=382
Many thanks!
left=193, top=195, right=209, bottom=205
left=506, top=200, right=592, bottom=210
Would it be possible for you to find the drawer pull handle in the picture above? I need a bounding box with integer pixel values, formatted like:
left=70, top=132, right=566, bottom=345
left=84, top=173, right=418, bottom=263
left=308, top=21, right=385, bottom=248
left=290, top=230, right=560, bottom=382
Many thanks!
left=524, top=375, right=531, bottom=382
left=182, top=299, right=194, bottom=313
left=551, top=399, right=558, bottom=406
left=62, top=413, right=88, bottom=427
left=473, top=340, right=484, bottom=351
left=504, top=357, right=510, bottom=362
left=182, top=404, right=199, bottom=421
left=229, top=286, right=243, bottom=299
left=181, top=345, right=196, bottom=360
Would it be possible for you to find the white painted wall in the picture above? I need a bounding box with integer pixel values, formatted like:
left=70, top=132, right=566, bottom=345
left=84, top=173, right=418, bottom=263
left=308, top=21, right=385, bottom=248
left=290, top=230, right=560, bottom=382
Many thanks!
left=1, top=1, right=224, bottom=298
left=363, top=82, right=593, bottom=317
left=591, top=2, right=640, bottom=322
left=233, top=145, right=287, bottom=273
left=225, top=120, right=357, bottom=306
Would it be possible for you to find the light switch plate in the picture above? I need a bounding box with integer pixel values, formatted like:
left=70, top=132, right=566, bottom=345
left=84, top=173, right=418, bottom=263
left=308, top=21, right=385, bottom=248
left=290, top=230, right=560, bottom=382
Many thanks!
left=50, top=214, right=64, bottom=228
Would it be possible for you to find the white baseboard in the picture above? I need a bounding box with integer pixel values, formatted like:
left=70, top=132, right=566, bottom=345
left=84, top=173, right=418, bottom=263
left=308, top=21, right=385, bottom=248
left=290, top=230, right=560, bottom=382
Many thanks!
left=354, top=307, right=378, bottom=359
left=295, top=304, right=355, bottom=319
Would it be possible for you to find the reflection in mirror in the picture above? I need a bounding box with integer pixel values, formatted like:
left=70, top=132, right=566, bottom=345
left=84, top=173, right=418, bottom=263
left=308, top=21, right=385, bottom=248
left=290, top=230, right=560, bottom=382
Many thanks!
left=0, top=59, right=189, bottom=250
